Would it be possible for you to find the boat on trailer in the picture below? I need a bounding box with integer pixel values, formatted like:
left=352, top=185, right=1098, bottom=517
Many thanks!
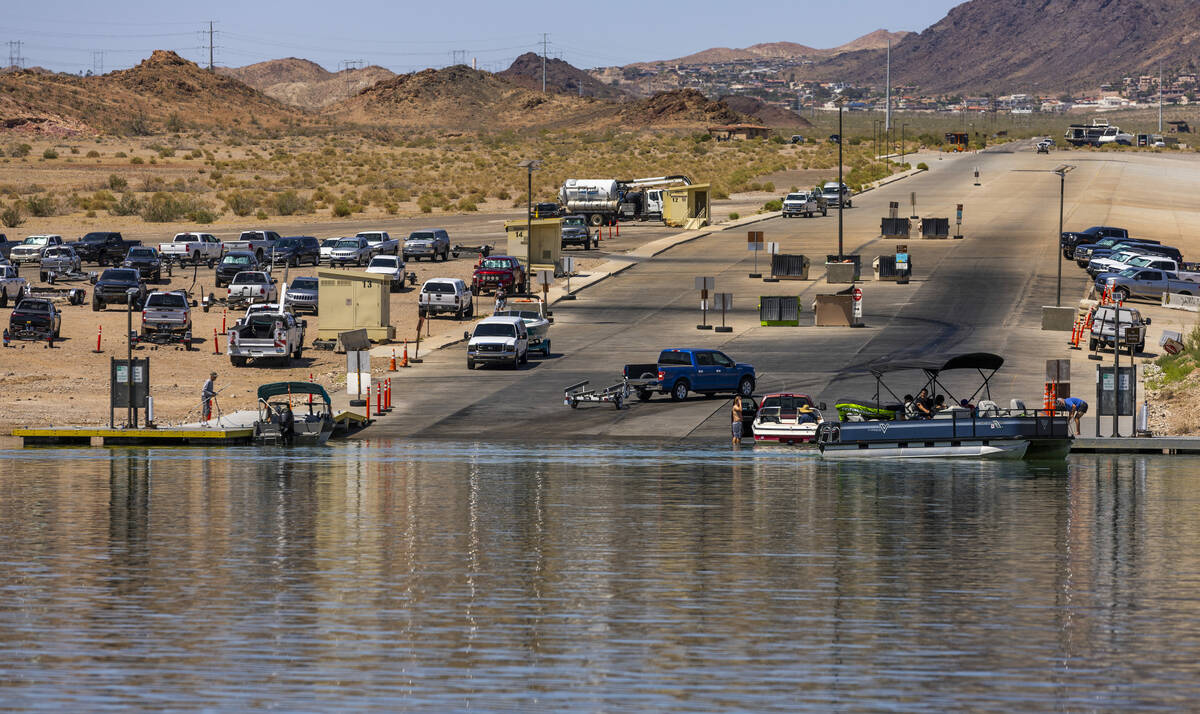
left=253, top=381, right=334, bottom=445
left=816, top=352, right=1072, bottom=460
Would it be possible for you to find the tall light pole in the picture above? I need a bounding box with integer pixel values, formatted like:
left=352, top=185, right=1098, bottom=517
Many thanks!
left=901, top=122, right=908, bottom=166
left=517, top=159, right=542, bottom=283
left=1054, top=164, right=1075, bottom=306
left=837, top=97, right=845, bottom=260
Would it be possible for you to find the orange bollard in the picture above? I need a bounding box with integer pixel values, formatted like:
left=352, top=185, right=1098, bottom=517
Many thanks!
left=222, top=309, right=227, bottom=333
left=94, top=325, right=103, bottom=353
left=385, top=378, right=392, bottom=410
left=615, top=222, right=619, bottom=237
left=402, top=340, right=410, bottom=368
left=213, top=328, right=220, bottom=355
left=375, top=385, right=384, bottom=416
left=389, top=348, right=397, bottom=371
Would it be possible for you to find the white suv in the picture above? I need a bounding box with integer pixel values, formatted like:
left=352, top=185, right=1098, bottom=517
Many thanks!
left=466, top=316, right=528, bottom=370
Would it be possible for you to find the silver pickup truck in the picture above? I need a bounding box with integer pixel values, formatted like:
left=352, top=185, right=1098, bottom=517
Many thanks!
left=227, top=304, right=306, bottom=366
left=1095, top=268, right=1200, bottom=302
left=141, top=290, right=193, bottom=341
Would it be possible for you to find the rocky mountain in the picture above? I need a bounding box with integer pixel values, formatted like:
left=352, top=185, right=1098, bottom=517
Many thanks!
left=0, top=51, right=299, bottom=135
left=812, top=0, right=1200, bottom=93
left=632, top=31, right=910, bottom=67
left=618, top=89, right=748, bottom=127
left=220, top=58, right=395, bottom=110
left=717, top=95, right=812, bottom=128
left=497, top=52, right=626, bottom=100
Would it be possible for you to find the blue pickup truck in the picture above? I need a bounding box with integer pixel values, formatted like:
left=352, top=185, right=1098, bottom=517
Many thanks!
left=624, top=348, right=756, bottom=402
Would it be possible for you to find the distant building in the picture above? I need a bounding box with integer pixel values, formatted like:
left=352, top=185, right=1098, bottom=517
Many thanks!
left=707, top=124, right=769, bottom=141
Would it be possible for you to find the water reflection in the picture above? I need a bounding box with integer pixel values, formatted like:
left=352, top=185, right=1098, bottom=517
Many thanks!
left=0, top=445, right=1198, bottom=710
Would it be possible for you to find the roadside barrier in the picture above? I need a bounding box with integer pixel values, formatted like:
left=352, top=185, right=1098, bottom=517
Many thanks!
left=213, top=328, right=220, bottom=355
left=94, top=325, right=103, bottom=353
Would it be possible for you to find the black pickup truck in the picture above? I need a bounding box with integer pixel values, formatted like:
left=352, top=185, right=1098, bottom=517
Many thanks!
left=8, top=298, right=61, bottom=340
left=1060, top=226, right=1127, bottom=260
left=93, top=268, right=147, bottom=311
left=69, top=232, right=141, bottom=265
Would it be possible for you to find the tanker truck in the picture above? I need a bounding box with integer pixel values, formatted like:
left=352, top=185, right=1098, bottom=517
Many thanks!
left=558, top=175, right=691, bottom=226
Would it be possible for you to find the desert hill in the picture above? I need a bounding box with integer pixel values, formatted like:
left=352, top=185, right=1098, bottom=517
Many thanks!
left=498, top=52, right=626, bottom=100
left=632, top=30, right=910, bottom=67
left=0, top=50, right=300, bottom=135
left=619, top=89, right=749, bottom=128
left=717, top=95, right=812, bottom=128
left=808, top=0, right=1200, bottom=93
left=220, top=58, right=395, bottom=110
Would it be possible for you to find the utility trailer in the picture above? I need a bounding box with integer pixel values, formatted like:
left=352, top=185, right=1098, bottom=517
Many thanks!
left=563, top=379, right=630, bottom=410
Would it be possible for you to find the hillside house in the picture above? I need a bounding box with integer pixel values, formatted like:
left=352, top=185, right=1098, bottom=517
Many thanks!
left=708, top=124, right=769, bottom=141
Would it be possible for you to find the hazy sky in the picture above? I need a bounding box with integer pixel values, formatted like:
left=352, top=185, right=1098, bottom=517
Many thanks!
left=3, top=1, right=960, bottom=74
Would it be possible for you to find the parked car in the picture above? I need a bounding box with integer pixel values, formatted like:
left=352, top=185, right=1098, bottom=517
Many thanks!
left=122, top=246, right=164, bottom=282
left=471, top=255, right=526, bottom=295
left=1089, top=305, right=1150, bottom=355
left=494, top=298, right=552, bottom=356
left=466, top=316, right=529, bottom=370
left=92, top=268, right=147, bottom=311
left=820, top=182, right=852, bottom=208
left=158, top=232, right=222, bottom=266
left=328, top=237, right=373, bottom=267
left=8, top=298, right=61, bottom=340
left=224, top=230, right=281, bottom=261
left=0, top=264, right=28, bottom=308
left=365, top=254, right=407, bottom=292
left=283, top=276, right=319, bottom=315
left=1036, top=140, right=1051, bottom=154
left=623, top=348, right=756, bottom=402
left=418, top=278, right=473, bottom=319
left=1090, top=253, right=1187, bottom=279
left=356, top=230, right=399, bottom=257
left=69, top=231, right=139, bottom=265
left=0, top=234, right=16, bottom=261
left=141, top=290, right=192, bottom=339
left=215, top=251, right=262, bottom=288
left=10, top=235, right=64, bottom=264
left=1095, top=267, right=1200, bottom=302
left=782, top=191, right=827, bottom=218
left=319, top=238, right=340, bottom=264
left=402, top=229, right=451, bottom=262
left=560, top=215, right=593, bottom=249
left=1074, top=237, right=1158, bottom=266
left=270, top=236, right=322, bottom=267
left=1086, top=244, right=1182, bottom=275
left=227, top=306, right=306, bottom=366
left=39, top=245, right=81, bottom=281
left=227, top=271, right=278, bottom=306
left=533, top=202, right=564, bottom=218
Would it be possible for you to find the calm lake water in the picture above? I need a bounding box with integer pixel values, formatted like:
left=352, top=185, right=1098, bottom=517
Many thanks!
left=2, top=442, right=1199, bottom=711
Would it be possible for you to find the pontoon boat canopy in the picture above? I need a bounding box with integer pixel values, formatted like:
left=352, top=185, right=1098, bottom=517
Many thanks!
left=257, top=381, right=331, bottom=404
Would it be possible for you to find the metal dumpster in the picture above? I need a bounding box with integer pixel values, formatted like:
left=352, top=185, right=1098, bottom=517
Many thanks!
left=873, top=255, right=913, bottom=281
left=759, top=296, right=801, bottom=326
left=881, top=217, right=911, bottom=238
left=814, top=294, right=854, bottom=326
left=770, top=254, right=810, bottom=280
left=920, top=217, right=950, bottom=239
left=825, top=254, right=861, bottom=283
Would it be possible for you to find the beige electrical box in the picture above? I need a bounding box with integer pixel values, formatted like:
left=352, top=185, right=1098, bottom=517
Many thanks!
left=663, top=183, right=711, bottom=229
left=316, top=269, right=395, bottom=343
left=505, top=218, right=562, bottom=274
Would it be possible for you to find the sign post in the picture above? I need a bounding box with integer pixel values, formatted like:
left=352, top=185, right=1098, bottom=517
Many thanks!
left=910, top=191, right=918, bottom=219
left=954, top=203, right=964, bottom=239
left=852, top=286, right=864, bottom=326
left=696, top=276, right=715, bottom=330
left=110, top=357, right=149, bottom=428
left=747, top=231, right=764, bottom=278
left=895, top=244, right=909, bottom=284
left=536, top=269, right=554, bottom=304
left=714, top=293, right=733, bottom=333
left=561, top=256, right=576, bottom=300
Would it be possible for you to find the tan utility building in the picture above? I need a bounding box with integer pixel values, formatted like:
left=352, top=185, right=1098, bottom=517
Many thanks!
left=315, top=269, right=395, bottom=343
left=663, top=183, right=711, bottom=229
left=708, top=124, right=769, bottom=141
left=505, top=218, right=562, bottom=274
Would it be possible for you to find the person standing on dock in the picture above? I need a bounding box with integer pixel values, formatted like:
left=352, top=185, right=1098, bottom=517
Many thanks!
left=201, top=372, right=218, bottom=425
left=731, top=398, right=743, bottom=448
left=1056, top=397, right=1088, bottom=436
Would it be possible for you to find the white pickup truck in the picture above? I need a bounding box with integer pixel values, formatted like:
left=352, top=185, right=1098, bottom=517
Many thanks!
left=0, top=264, right=28, bottom=307
left=227, top=304, right=307, bottom=366
left=159, top=232, right=222, bottom=266
left=356, top=231, right=399, bottom=256
left=10, top=235, right=64, bottom=264
left=141, top=290, right=193, bottom=341
left=224, top=230, right=281, bottom=261
left=781, top=191, right=827, bottom=218
left=418, top=278, right=472, bottom=319
left=226, top=271, right=278, bottom=306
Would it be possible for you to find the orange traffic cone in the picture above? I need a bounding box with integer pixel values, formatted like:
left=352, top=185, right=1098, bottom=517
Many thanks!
left=402, top=340, right=410, bottom=368
left=389, top=348, right=397, bottom=371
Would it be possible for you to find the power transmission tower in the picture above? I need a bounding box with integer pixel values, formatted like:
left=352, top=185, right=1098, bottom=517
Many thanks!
left=8, top=41, right=24, bottom=70
left=92, top=50, right=105, bottom=75
left=542, top=33, right=548, bottom=92
left=208, top=21, right=215, bottom=70
left=451, top=50, right=466, bottom=66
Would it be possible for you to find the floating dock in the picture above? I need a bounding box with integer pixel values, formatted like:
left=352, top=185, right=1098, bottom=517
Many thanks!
left=1071, top=437, right=1200, bottom=455
left=13, top=411, right=370, bottom=447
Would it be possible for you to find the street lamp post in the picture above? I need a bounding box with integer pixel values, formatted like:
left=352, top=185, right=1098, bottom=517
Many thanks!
left=1054, top=164, right=1075, bottom=306
left=837, top=98, right=845, bottom=260
left=126, top=287, right=137, bottom=428
left=517, top=158, right=542, bottom=285
left=901, top=123, right=908, bottom=166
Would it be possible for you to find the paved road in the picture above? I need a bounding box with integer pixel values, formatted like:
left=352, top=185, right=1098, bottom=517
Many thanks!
left=357, top=145, right=1200, bottom=443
